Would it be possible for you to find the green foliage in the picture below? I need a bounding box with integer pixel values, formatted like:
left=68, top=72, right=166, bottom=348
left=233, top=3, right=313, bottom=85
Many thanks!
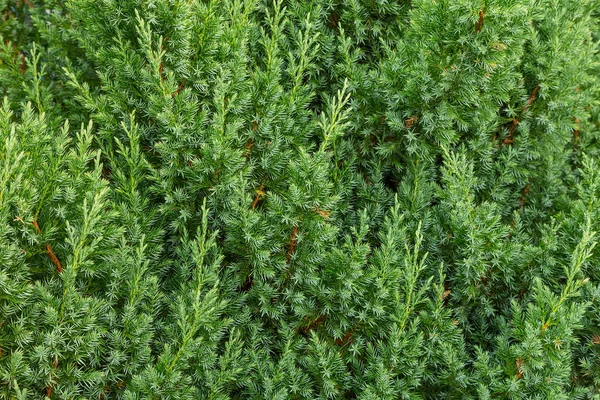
left=0, top=0, right=599, bottom=398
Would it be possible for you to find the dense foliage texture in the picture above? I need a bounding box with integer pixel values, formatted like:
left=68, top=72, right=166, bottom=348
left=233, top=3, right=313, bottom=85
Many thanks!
left=1, top=0, right=600, bottom=398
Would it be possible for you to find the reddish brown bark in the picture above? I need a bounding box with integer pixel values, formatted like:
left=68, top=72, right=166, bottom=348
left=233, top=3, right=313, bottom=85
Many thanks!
left=33, top=220, right=63, bottom=273
left=475, top=9, right=485, bottom=33
left=287, top=225, right=298, bottom=263
left=251, top=184, right=265, bottom=209
left=299, top=314, right=326, bottom=335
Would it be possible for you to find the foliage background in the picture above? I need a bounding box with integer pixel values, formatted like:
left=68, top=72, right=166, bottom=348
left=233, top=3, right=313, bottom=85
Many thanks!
left=0, top=0, right=600, bottom=398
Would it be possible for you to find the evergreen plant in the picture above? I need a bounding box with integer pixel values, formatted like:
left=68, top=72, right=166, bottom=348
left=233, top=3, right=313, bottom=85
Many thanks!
left=0, top=0, right=599, bottom=398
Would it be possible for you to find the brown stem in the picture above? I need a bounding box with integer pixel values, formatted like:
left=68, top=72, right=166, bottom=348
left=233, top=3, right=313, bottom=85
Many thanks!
left=287, top=225, right=298, bottom=264
left=240, top=275, right=253, bottom=292
left=519, top=184, right=529, bottom=208
left=475, top=9, right=485, bottom=33
left=335, top=325, right=357, bottom=346
left=299, top=314, right=326, bottom=335
left=159, top=63, right=165, bottom=82
left=501, top=119, right=518, bottom=146
left=404, top=115, right=418, bottom=128
left=499, top=85, right=539, bottom=147
left=46, top=244, right=63, bottom=273
left=313, top=207, right=330, bottom=219
left=330, top=12, right=339, bottom=29
left=33, top=220, right=63, bottom=273
left=45, top=358, right=59, bottom=398
left=521, top=84, right=539, bottom=114
left=32, top=219, right=41, bottom=234
left=172, top=79, right=186, bottom=97
left=251, top=183, right=265, bottom=209
left=516, top=358, right=524, bottom=379
left=244, top=139, right=254, bottom=158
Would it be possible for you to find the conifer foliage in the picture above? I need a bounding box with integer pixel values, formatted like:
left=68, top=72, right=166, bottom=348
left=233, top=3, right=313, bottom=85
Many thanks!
left=1, top=0, right=600, bottom=398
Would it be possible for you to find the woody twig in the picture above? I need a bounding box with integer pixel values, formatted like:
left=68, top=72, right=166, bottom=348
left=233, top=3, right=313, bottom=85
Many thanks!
left=33, top=220, right=63, bottom=273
